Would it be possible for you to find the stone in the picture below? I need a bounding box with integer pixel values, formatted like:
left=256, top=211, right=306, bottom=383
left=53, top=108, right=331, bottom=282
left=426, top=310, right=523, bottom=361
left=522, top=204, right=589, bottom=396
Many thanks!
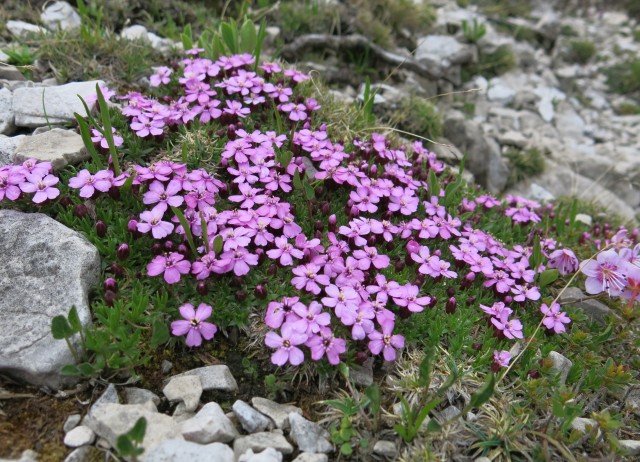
left=167, top=365, right=238, bottom=392
left=233, top=432, right=294, bottom=457
left=120, top=25, right=176, bottom=55
left=0, top=89, right=14, bottom=136
left=437, top=406, right=461, bottom=423
left=0, top=50, right=8, bottom=62
left=0, top=209, right=99, bottom=388
left=12, top=80, right=105, bottom=128
left=239, top=448, right=283, bottom=462
left=618, top=440, right=640, bottom=456
left=63, top=425, right=96, bottom=447
left=527, top=184, right=555, bottom=202
left=161, top=360, right=173, bottom=374
left=180, top=402, right=238, bottom=444
left=6, top=20, right=47, bottom=38
left=547, top=351, right=572, bottom=385
left=64, top=414, right=82, bottom=433
left=0, top=65, right=25, bottom=82
left=288, top=412, right=332, bottom=454
left=163, top=374, right=202, bottom=412
left=0, top=450, right=38, bottom=462
left=574, top=214, right=592, bottom=226
left=474, top=458, right=492, bottom=462
left=571, top=417, right=600, bottom=437
left=63, top=447, right=93, bottom=462
left=497, top=131, right=527, bottom=148
left=555, top=108, right=585, bottom=140
left=41, top=1, right=82, bottom=31
left=487, top=79, right=515, bottom=106
left=415, top=35, right=473, bottom=66
left=292, top=454, right=329, bottom=462
left=233, top=400, right=274, bottom=433
left=558, top=287, right=614, bottom=325
left=124, top=387, right=161, bottom=406
left=349, top=360, right=373, bottom=387
left=13, top=129, right=87, bottom=170
left=85, top=403, right=181, bottom=453
left=373, top=440, right=397, bottom=458
left=142, top=439, right=234, bottom=462
left=301, top=156, right=319, bottom=181
left=251, top=397, right=302, bottom=430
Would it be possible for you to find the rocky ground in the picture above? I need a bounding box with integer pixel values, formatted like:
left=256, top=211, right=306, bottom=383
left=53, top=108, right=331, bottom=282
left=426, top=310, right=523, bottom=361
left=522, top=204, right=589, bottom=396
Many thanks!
left=1, top=1, right=640, bottom=461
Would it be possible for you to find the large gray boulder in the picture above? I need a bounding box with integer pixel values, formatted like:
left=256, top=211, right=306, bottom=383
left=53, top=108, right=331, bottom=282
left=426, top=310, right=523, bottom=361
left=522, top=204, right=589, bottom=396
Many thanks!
left=0, top=88, right=15, bottom=136
left=12, top=80, right=105, bottom=128
left=0, top=210, right=100, bottom=388
left=13, top=129, right=88, bottom=170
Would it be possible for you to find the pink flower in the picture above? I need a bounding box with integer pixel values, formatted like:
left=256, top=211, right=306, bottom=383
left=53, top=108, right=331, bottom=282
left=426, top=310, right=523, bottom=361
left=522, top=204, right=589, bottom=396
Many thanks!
left=171, top=303, right=217, bottom=347
left=493, top=350, right=511, bottom=368
left=150, top=66, right=172, bottom=87
left=131, top=114, right=165, bottom=137
left=292, top=301, right=331, bottom=335
left=353, top=246, right=390, bottom=270
left=147, top=252, right=191, bottom=284
left=540, top=302, right=571, bottom=334
left=491, top=316, right=523, bottom=340
left=220, top=245, right=259, bottom=276
left=582, top=249, right=628, bottom=296
left=265, top=297, right=302, bottom=329
left=91, top=127, right=124, bottom=149
left=291, top=263, right=330, bottom=295
left=68, top=169, right=113, bottom=198
left=368, top=322, right=405, bottom=361
left=137, top=210, right=174, bottom=239
left=19, top=173, right=60, bottom=203
left=306, top=327, right=346, bottom=365
left=547, top=248, right=579, bottom=275
left=265, top=323, right=308, bottom=366
left=0, top=166, right=24, bottom=201
left=389, top=284, right=430, bottom=313
left=267, top=236, right=303, bottom=266
left=143, top=180, right=184, bottom=213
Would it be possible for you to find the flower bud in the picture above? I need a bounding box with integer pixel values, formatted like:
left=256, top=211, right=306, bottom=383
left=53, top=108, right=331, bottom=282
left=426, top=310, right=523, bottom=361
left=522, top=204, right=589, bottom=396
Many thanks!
left=255, top=248, right=265, bottom=265
left=503, top=295, right=513, bottom=304
left=527, top=369, right=540, bottom=379
left=254, top=284, right=268, bottom=299
left=108, top=263, right=125, bottom=278
left=116, top=243, right=130, bottom=260
left=128, top=219, right=139, bottom=236
left=428, top=295, right=437, bottom=308
left=315, top=220, right=324, bottom=232
left=151, top=243, right=163, bottom=255
left=235, top=290, right=247, bottom=302
left=398, top=306, right=412, bottom=319
left=196, top=281, right=208, bottom=295
left=267, top=264, right=278, bottom=276
left=406, top=239, right=420, bottom=255
left=104, top=277, right=118, bottom=293
left=472, top=342, right=483, bottom=351
left=233, top=275, right=244, bottom=287
left=446, top=287, right=456, bottom=297
left=178, top=244, right=190, bottom=257
left=58, top=195, right=72, bottom=207
left=108, top=187, right=121, bottom=200
left=328, top=214, right=337, bottom=232
left=349, top=206, right=360, bottom=219
left=466, top=296, right=476, bottom=306
left=95, top=220, right=107, bottom=238
left=355, top=351, right=368, bottom=364
left=321, top=202, right=331, bottom=216
left=394, top=260, right=405, bottom=272
left=460, top=271, right=476, bottom=288
left=104, top=290, right=117, bottom=307
left=73, top=204, right=89, bottom=218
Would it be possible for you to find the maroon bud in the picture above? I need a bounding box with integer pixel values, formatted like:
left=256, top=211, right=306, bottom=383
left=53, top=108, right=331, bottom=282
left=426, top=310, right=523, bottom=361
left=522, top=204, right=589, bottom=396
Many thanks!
left=472, top=342, right=483, bottom=351
left=267, top=264, right=278, bottom=276
left=367, top=235, right=377, bottom=246
left=128, top=219, right=140, bottom=236
left=328, top=214, right=337, bottom=232
left=235, top=290, right=247, bottom=302
left=164, top=241, right=175, bottom=252
left=527, top=369, right=540, bottom=379
left=315, top=230, right=323, bottom=240
left=59, top=195, right=72, bottom=207
left=151, top=243, right=163, bottom=255
left=503, top=295, right=513, bottom=304
left=233, top=275, right=244, bottom=287
left=255, top=248, right=265, bottom=265
left=433, top=249, right=441, bottom=257
left=490, top=362, right=501, bottom=373
left=446, top=287, right=456, bottom=297
left=95, top=220, right=107, bottom=238
left=466, top=296, right=476, bottom=306
left=108, top=187, right=121, bottom=200
left=220, top=158, right=229, bottom=168
left=398, top=306, right=412, bottom=319
left=178, top=244, right=190, bottom=257
left=104, top=290, right=117, bottom=307
left=227, top=124, right=236, bottom=140
left=315, top=220, right=324, bottom=232
left=321, top=202, right=330, bottom=216
left=355, top=351, right=368, bottom=364
left=254, top=284, right=268, bottom=299
left=445, top=297, right=457, bottom=314
left=104, top=277, right=118, bottom=293
left=349, top=206, right=359, bottom=219
left=315, top=186, right=324, bottom=197
left=196, top=281, right=208, bottom=295
left=73, top=204, right=89, bottom=218
left=108, top=264, right=125, bottom=278
left=428, top=295, right=437, bottom=308
left=461, top=271, right=476, bottom=288
left=394, top=260, right=405, bottom=272
left=116, top=243, right=130, bottom=260
left=413, top=274, right=425, bottom=286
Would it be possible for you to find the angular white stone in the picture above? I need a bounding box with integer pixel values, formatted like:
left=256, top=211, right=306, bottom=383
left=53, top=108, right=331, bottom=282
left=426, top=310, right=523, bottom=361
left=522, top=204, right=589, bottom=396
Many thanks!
left=13, top=129, right=87, bottom=170
left=167, top=365, right=238, bottom=392
left=63, top=425, right=95, bottom=448
left=163, top=375, right=202, bottom=412
left=180, top=402, right=238, bottom=444
left=6, top=20, right=47, bottom=38
left=41, top=1, right=82, bottom=31
left=251, top=397, right=302, bottom=430
left=142, top=439, right=234, bottom=462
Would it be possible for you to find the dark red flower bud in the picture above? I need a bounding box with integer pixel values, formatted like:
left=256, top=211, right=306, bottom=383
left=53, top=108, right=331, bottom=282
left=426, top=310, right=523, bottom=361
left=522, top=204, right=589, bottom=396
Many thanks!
left=227, top=124, right=236, bottom=140
left=467, top=296, right=476, bottom=306
left=328, top=214, right=337, bottom=232
left=446, top=287, right=456, bottom=297
left=398, top=306, right=412, bottom=319
left=321, top=202, right=330, bottom=216
left=95, top=220, right=107, bottom=238
left=128, top=219, right=140, bottom=237
left=59, top=195, right=72, bottom=207
left=355, top=351, right=368, bottom=364
left=235, top=290, right=247, bottom=302
left=472, top=342, right=483, bottom=351
left=315, top=220, right=324, bottom=232
left=108, top=187, right=120, bottom=200
left=433, top=249, right=441, bottom=257
left=108, top=263, right=125, bottom=278
left=315, top=186, right=324, bottom=197
left=116, top=243, right=130, bottom=260
left=164, top=240, right=175, bottom=252
left=73, top=204, right=89, bottom=218
left=104, top=290, right=117, bottom=307
left=394, top=260, right=405, bottom=272
left=233, top=275, right=244, bottom=287
left=255, top=248, right=265, bottom=265
left=349, top=206, right=359, bottom=219
left=315, top=230, right=323, bottom=240
left=527, top=369, right=540, bottom=379
left=428, top=295, right=437, bottom=308
left=178, top=244, right=190, bottom=257
left=254, top=284, right=268, bottom=299
left=196, top=281, right=208, bottom=295
left=267, top=264, right=278, bottom=276
left=445, top=297, right=457, bottom=314
left=104, top=277, right=118, bottom=293
left=151, top=243, right=163, bottom=255
left=503, top=295, right=513, bottom=304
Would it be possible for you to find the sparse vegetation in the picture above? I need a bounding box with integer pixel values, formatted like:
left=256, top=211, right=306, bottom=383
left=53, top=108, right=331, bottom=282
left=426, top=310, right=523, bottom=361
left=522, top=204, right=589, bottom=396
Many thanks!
left=605, top=59, right=640, bottom=95
left=569, top=39, right=596, bottom=64
left=390, top=96, right=443, bottom=142
left=504, top=147, right=546, bottom=187
left=462, top=44, right=516, bottom=81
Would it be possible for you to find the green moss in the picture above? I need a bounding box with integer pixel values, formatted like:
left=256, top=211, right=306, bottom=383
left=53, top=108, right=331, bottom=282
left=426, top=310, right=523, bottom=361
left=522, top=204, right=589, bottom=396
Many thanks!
left=504, top=147, right=546, bottom=187
left=605, top=59, right=640, bottom=95
left=466, top=0, right=532, bottom=17
left=568, top=40, right=596, bottom=64
left=462, top=44, right=516, bottom=81
left=615, top=102, right=640, bottom=115
left=390, top=96, right=442, bottom=142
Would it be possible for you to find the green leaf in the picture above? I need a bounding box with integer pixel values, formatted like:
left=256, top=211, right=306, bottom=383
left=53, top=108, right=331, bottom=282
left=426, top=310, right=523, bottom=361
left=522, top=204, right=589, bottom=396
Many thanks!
left=337, top=363, right=350, bottom=380
left=273, top=103, right=284, bottom=133
left=78, top=363, right=95, bottom=377
left=293, top=169, right=303, bottom=190
left=444, top=175, right=463, bottom=205
left=181, top=24, right=193, bottom=51
left=150, top=318, right=170, bottom=348
left=365, top=384, right=381, bottom=417
left=594, top=324, right=613, bottom=344
left=220, top=21, right=238, bottom=54
left=213, top=235, right=223, bottom=254
left=253, top=19, right=267, bottom=70
left=340, top=443, right=353, bottom=456
left=120, top=172, right=136, bottom=194
left=569, top=198, right=578, bottom=229
left=74, top=112, right=103, bottom=168
left=95, top=83, right=121, bottom=176
left=538, top=269, right=559, bottom=288
left=417, top=350, right=433, bottom=388
left=468, top=374, right=496, bottom=409
left=200, top=212, right=210, bottom=253
left=128, top=417, right=147, bottom=443
left=51, top=315, right=73, bottom=339
left=171, top=206, right=198, bottom=256
left=60, top=364, right=81, bottom=376
left=427, top=170, right=440, bottom=199
left=239, top=19, right=257, bottom=54
left=304, top=183, right=315, bottom=200
left=531, top=235, right=543, bottom=269
left=67, top=305, right=82, bottom=333
left=426, top=419, right=442, bottom=432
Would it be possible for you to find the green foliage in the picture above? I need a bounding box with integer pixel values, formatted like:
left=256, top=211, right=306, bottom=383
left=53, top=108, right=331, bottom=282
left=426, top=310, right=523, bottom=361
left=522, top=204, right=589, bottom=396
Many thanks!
left=462, top=45, right=516, bottom=81
left=504, top=147, right=546, bottom=187
left=568, top=40, right=596, bottom=64
left=615, top=102, right=640, bottom=115
left=465, top=0, right=532, bottom=17
left=392, top=96, right=442, bottom=142
left=116, top=417, right=147, bottom=458
left=605, top=59, right=640, bottom=94
left=462, top=19, right=487, bottom=44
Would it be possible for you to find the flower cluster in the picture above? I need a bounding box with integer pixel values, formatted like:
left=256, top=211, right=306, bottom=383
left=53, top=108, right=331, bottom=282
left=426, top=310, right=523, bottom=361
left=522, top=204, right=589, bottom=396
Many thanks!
left=0, top=159, right=59, bottom=204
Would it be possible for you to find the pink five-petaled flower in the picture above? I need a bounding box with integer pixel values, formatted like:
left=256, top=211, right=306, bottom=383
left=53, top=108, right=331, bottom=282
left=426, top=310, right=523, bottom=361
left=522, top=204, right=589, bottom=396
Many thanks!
left=147, top=252, right=191, bottom=284
left=291, top=263, right=330, bottom=295
left=547, top=248, right=579, bottom=275
left=266, top=236, right=304, bottom=266
left=306, top=327, right=346, bottom=365
left=493, top=350, right=511, bottom=368
left=68, top=169, right=113, bottom=198
left=171, top=303, right=217, bottom=347
left=491, top=315, right=523, bottom=340
left=540, top=302, right=571, bottom=334
left=368, top=322, right=405, bottom=361
left=389, top=284, right=430, bottom=313
left=143, top=180, right=184, bottom=213
left=137, top=210, right=174, bottom=239
left=582, top=248, right=629, bottom=297
left=131, top=114, right=164, bottom=137
left=19, top=173, right=60, bottom=203
left=292, top=301, right=331, bottom=335
left=220, top=245, right=259, bottom=276
left=265, top=323, right=308, bottom=366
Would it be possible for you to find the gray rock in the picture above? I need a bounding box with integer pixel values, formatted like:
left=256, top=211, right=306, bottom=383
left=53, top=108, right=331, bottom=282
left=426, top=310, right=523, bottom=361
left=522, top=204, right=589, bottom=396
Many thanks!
left=120, top=25, right=176, bottom=55
left=350, top=361, right=373, bottom=387
left=233, top=400, right=274, bottom=433
left=0, top=89, right=15, bottom=136
left=124, top=387, right=161, bottom=406
left=474, top=458, right=492, bottom=462
left=0, top=65, right=25, bottom=82
left=300, top=156, right=318, bottom=181
left=0, top=210, right=99, bottom=388
left=85, top=403, right=181, bottom=453
left=163, top=374, right=202, bottom=412
left=63, top=447, right=93, bottom=462
left=574, top=214, right=592, bottom=226
left=443, top=111, right=508, bottom=193
left=619, top=439, right=640, bottom=456
left=497, top=131, right=527, bottom=148
left=571, top=417, right=600, bottom=437
left=437, top=406, right=461, bottom=423
left=547, top=351, right=572, bottom=385
left=167, top=365, right=238, bottom=392
left=6, top=20, right=47, bottom=38
left=558, top=287, right=615, bottom=325
left=373, top=440, right=397, bottom=458
left=233, top=432, right=294, bottom=457
left=416, top=35, right=473, bottom=66
left=292, top=454, right=329, bottom=462
left=251, top=397, right=302, bottom=430
left=0, top=450, right=38, bottom=462
left=142, top=439, right=234, bottom=462
left=41, top=2, right=82, bottom=31
left=13, top=129, right=87, bottom=170
left=239, top=448, right=283, bottom=462
left=161, top=360, right=173, bottom=374
left=180, top=402, right=238, bottom=444
left=12, top=80, right=104, bottom=128
left=63, top=414, right=82, bottom=433
left=0, top=50, right=8, bottom=62
left=288, top=412, right=332, bottom=454
left=487, top=79, right=515, bottom=106
left=63, top=425, right=95, bottom=447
